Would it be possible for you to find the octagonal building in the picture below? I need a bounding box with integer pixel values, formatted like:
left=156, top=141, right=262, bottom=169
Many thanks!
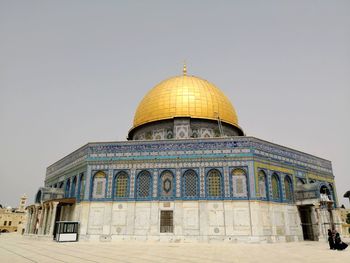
left=26, top=67, right=340, bottom=242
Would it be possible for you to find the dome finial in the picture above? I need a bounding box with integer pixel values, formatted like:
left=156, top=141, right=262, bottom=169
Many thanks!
left=183, top=60, right=187, bottom=76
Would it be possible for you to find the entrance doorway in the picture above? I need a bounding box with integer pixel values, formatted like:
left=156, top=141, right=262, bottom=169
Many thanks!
left=53, top=205, right=62, bottom=240
left=298, top=205, right=316, bottom=240
left=160, top=211, right=173, bottom=233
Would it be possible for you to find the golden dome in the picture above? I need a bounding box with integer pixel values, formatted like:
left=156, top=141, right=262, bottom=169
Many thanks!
left=132, top=73, right=240, bottom=130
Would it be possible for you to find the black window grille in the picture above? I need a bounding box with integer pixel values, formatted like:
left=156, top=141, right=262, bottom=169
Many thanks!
left=115, top=172, right=128, bottom=198
left=137, top=171, right=151, bottom=198
left=183, top=170, right=198, bottom=198
left=160, top=211, right=173, bottom=233
left=207, top=170, right=222, bottom=197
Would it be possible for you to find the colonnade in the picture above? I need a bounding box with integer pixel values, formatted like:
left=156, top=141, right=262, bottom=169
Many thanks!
left=25, top=202, right=58, bottom=236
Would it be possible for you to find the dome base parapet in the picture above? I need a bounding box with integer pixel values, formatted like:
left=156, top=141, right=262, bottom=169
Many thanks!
left=128, top=117, right=244, bottom=140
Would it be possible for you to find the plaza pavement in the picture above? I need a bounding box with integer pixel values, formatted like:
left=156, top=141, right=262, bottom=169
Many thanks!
left=0, top=233, right=349, bottom=263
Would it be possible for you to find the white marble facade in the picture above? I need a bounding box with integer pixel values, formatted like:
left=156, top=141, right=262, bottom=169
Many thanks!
left=73, top=200, right=302, bottom=242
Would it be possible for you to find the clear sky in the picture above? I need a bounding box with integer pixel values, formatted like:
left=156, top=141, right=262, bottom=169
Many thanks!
left=0, top=0, right=349, bottom=208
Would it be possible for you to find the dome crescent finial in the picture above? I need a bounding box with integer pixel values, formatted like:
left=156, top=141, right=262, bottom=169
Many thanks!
left=183, top=60, right=187, bottom=76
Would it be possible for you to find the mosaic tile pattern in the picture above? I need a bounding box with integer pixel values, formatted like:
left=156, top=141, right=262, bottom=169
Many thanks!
left=45, top=137, right=336, bottom=203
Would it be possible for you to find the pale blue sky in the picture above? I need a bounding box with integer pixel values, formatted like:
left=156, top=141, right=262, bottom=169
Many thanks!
left=0, top=0, right=349, bottom=207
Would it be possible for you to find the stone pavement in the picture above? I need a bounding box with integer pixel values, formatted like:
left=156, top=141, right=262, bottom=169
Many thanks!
left=0, top=233, right=349, bottom=263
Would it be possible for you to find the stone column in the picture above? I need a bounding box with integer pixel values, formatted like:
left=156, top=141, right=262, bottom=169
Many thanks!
left=47, top=204, right=53, bottom=235
left=312, top=205, right=320, bottom=241
left=40, top=206, right=46, bottom=235
left=42, top=205, right=49, bottom=235
left=25, top=208, right=32, bottom=234
left=38, top=206, right=45, bottom=235
left=49, top=202, right=59, bottom=236
left=30, top=207, right=36, bottom=234
left=28, top=207, right=34, bottom=234
left=32, top=206, right=39, bottom=234
left=28, top=207, right=35, bottom=234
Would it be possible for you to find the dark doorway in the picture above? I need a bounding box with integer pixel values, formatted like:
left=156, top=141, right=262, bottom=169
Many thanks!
left=298, top=205, right=316, bottom=240
left=53, top=205, right=62, bottom=240
left=160, top=210, right=173, bottom=233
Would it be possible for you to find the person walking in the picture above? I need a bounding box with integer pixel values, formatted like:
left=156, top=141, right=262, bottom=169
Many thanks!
left=334, top=232, right=348, bottom=251
left=328, top=229, right=335, bottom=250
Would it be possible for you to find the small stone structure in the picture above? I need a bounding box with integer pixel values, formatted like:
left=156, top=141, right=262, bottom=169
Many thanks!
left=0, top=195, right=27, bottom=234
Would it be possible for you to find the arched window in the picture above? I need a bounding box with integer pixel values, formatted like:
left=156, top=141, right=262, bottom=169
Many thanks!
left=258, top=170, right=267, bottom=198
left=115, top=172, right=129, bottom=198
left=182, top=170, right=198, bottom=198
left=65, top=178, right=71, bottom=197
left=136, top=170, right=152, bottom=199
left=207, top=169, right=222, bottom=198
left=92, top=171, right=107, bottom=199
left=78, top=173, right=85, bottom=200
left=71, top=176, right=77, bottom=197
left=271, top=173, right=281, bottom=200
left=159, top=170, right=174, bottom=199
left=232, top=169, right=247, bottom=197
left=284, top=176, right=293, bottom=201
left=59, top=182, right=64, bottom=189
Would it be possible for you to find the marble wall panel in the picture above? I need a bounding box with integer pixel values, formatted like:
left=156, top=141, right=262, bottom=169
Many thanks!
left=183, top=208, right=199, bottom=229
left=208, top=210, right=225, bottom=227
